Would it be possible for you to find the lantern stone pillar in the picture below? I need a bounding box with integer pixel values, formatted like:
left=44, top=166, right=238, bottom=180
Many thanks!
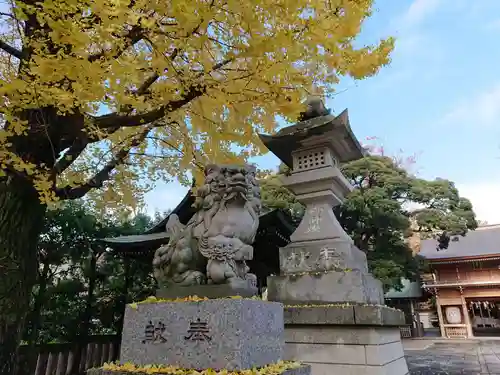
left=259, top=97, right=409, bottom=375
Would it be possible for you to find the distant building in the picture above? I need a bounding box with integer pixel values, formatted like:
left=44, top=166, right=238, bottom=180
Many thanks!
left=420, top=224, right=500, bottom=338
left=384, top=279, right=426, bottom=338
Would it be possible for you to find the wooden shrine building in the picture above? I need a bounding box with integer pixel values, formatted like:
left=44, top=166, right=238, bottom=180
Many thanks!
left=420, top=224, right=500, bottom=338
left=98, top=189, right=297, bottom=292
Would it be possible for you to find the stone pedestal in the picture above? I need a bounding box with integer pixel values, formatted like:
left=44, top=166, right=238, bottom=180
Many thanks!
left=120, top=299, right=283, bottom=370
left=268, top=270, right=384, bottom=305
left=88, top=299, right=310, bottom=375
left=266, top=211, right=385, bottom=306
left=283, top=305, right=409, bottom=375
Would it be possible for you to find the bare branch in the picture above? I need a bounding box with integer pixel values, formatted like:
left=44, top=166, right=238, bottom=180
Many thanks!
left=122, top=35, right=181, bottom=100
left=55, top=127, right=152, bottom=200
left=146, top=134, right=206, bottom=170
left=0, top=12, right=16, bottom=20
left=135, top=71, right=161, bottom=96
left=0, top=39, right=23, bottom=59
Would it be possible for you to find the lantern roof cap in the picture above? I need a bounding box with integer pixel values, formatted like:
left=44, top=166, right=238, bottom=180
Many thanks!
left=259, top=97, right=365, bottom=168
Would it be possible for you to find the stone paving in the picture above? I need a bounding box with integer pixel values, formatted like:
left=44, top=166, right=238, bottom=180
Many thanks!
left=405, top=340, right=500, bottom=374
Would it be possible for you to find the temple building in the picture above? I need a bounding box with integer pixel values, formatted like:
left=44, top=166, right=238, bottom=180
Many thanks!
left=420, top=224, right=500, bottom=338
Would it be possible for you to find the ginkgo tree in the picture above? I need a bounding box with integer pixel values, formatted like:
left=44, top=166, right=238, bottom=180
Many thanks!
left=0, top=0, right=393, bottom=372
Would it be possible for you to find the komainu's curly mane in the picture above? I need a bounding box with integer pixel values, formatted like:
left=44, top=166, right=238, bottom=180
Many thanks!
left=152, top=163, right=261, bottom=288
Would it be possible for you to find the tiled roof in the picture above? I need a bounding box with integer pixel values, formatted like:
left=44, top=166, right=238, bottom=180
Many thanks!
left=419, top=224, right=500, bottom=260
left=99, top=208, right=296, bottom=252
left=100, top=232, right=169, bottom=245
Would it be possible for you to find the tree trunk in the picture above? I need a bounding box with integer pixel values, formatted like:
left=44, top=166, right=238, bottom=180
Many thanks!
left=22, top=262, right=50, bottom=375
left=116, top=257, right=131, bottom=338
left=0, top=176, right=46, bottom=375
left=70, top=250, right=97, bottom=375
left=26, top=262, right=50, bottom=346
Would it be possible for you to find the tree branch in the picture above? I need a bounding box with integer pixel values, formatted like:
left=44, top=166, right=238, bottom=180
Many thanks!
left=55, top=127, right=151, bottom=200
left=138, top=15, right=206, bottom=95
left=93, top=57, right=233, bottom=129
left=53, top=138, right=89, bottom=175
left=97, top=15, right=210, bottom=121
left=136, top=71, right=161, bottom=96
left=93, top=85, right=205, bottom=129
left=0, top=12, right=16, bottom=21
left=88, top=24, right=144, bottom=63
left=0, top=39, right=23, bottom=59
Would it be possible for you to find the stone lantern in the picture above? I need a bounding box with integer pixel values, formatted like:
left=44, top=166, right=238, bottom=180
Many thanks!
left=258, top=98, right=409, bottom=375
left=259, top=97, right=383, bottom=305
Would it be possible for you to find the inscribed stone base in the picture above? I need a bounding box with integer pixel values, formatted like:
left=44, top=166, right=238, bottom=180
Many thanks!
left=267, top=270, right=384, bottom=305
left=88, top=365, right=311, bottom=375
left=120, top=299, right=283, bottom=371
left=279, top=238, right=369, bottom=275
left=156, top=282, right=258, bottom=300
left=283, top=305, right=408, bottom=375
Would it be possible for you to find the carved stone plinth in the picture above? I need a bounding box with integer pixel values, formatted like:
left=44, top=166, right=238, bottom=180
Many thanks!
left=267, top=270, right=383, bottom=305
left=283, top=305, right=409, bottom=375
left=278, top=238, right=369, bottom=275
left=119, top=299, right=284, bottom=371
left=88, top=297, right=312, bottom=375
left=267, top=193, right=384, bottom=305
left=269, top=237, right=383, bottom=305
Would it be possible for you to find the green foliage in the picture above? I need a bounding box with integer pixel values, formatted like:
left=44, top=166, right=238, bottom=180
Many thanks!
left=410, top=180, right=477, bottom=237
left=24, top=203, right=160, bottom=344
left=338, top=156, right=476, bottom=290
left=259, top=156, right=477, bottom=291
left=92, top=252, right=156, bottom=336
left=35, top=279, right=87, bottom=343
left=259, top=172, right=304, bottom=221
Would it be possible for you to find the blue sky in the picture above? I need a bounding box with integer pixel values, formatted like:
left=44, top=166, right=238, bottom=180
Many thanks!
left=145, top=0, right=500, bottom=223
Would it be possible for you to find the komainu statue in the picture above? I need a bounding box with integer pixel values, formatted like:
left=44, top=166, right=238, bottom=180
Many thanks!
left=153, top=164, right=261, bottom=289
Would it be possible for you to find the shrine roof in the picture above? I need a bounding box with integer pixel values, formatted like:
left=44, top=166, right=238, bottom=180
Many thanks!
left=96, top=189, right=195, bottom=253
left=100, top=232, right=169, bottom=246
left=98, top=187, right=296, bottom=255
left=420, top=224, right=500, bottom=262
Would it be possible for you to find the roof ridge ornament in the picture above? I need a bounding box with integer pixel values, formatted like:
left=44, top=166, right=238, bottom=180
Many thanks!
left=297, top=96, right=331, bottom=122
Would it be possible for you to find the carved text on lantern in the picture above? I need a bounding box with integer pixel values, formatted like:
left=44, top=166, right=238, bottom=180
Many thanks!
left=306, top=206, right=324, bottom=233
left=317, top=247, right=342, bottom=270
